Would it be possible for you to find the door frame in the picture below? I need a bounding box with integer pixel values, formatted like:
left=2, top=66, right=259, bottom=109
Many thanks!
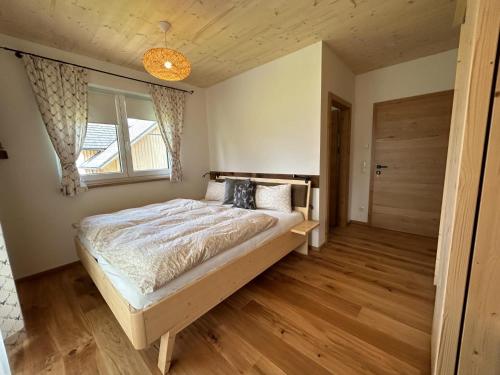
left=458, top=58, right=499, bottom=374
left=432, top=0, right=499, bottom=373
left=368, top=90, right=455, bottom=226
left=325, top=92, right=351, bottom=233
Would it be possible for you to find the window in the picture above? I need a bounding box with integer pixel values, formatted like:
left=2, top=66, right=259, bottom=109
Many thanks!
left=128, top=119, right=169, bottom=171
left=77, top=88, right=170, bottom=185
left=77, top=122, right=122, bottom=175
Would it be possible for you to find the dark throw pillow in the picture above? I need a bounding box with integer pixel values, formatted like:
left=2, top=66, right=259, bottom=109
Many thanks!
left=233, top=180, right=257, bottom=209
left=223, top=179, right=250, bottom=204
left=223, top=179, right=237, bottom=204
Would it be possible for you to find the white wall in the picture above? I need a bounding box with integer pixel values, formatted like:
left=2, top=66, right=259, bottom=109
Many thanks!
left=0, top=34, right=210, bottom=278
left=351, top=49, right=458, bottom=222
left=207, top=42, right=322, bottom=174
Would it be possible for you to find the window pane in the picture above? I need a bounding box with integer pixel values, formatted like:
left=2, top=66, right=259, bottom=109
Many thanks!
left=128, top=118, right=169, bottom=171
left=77, top=123, right=122, bottom=175
left=88, top=89, right=117, bottom=125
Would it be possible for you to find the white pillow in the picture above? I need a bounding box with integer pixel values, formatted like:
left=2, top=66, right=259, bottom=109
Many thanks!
left=256, top=184, right=292, bottom=213
left=204, top=181, right=225, bottom=201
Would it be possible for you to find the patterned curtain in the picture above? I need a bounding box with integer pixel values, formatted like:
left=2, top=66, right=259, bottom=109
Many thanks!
left=23, top=55, right=88, bottom=196
left=149, top=85, right=186, bottom=182
left=0, top=224, right=24, bottom=349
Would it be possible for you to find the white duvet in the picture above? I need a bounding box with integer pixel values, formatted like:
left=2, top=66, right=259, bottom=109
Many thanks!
left=78, top=199, right=277, bottom=294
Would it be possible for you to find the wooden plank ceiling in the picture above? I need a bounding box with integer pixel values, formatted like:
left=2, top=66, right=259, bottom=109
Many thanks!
left=0, top=0, right=459, bottom=87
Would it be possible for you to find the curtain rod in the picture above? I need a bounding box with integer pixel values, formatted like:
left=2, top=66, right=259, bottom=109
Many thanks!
left=0, top=46, right=195, bottom=95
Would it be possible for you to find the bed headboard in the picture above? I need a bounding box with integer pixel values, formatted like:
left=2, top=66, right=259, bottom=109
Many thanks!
left=215, top=175, right=312, bottom=220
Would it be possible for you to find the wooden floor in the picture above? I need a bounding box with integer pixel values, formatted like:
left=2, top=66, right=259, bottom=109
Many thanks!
left=8, top=224, right=437, bottom=374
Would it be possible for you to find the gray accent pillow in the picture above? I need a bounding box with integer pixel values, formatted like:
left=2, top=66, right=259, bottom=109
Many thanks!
left=233, top=180, right=257, bottom=209
left=223, top=179, right=247, bottom=204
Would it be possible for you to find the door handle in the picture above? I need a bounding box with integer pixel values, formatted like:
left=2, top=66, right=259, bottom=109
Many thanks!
left=376, top=164, right=388, bottom=169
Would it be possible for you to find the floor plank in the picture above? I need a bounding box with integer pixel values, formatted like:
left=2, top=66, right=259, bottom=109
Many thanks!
left=8, top=224, right=436, bottom=374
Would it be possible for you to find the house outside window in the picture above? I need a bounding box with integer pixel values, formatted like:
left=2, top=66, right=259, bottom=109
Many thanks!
left=76, top=88, right=170, bottom=186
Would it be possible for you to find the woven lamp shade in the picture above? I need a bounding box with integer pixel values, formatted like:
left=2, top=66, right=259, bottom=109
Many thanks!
left=143, top=48, right=191, bottom=81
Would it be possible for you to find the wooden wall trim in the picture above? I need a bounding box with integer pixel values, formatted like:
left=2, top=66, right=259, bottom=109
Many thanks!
left=432, top=0, right=500, bottom=373
left=458, top=55, right=500, bottom=375
left=209, top=171, right=320, bottom=188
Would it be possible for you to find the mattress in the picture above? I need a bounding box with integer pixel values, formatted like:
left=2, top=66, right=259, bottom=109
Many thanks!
left=79, top=201, right=303, bottom=310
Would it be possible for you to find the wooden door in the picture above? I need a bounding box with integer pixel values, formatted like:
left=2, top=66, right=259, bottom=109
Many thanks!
left=458, top=66, right=500, bottom=375
left=369, top=91, right=453, bottom=237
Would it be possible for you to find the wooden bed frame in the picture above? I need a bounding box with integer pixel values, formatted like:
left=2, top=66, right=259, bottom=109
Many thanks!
left=75, top=177, right=319, bottom=374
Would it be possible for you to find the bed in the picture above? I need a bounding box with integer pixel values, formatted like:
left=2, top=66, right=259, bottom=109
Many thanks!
left=75, top=176, right=318, bottom=374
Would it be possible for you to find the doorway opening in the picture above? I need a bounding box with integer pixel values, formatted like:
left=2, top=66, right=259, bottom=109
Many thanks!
left=326, top=93, right=351, bottom=233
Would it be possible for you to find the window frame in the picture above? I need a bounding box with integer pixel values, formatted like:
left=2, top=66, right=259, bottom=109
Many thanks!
left=80, top=88, right=170, bottom=187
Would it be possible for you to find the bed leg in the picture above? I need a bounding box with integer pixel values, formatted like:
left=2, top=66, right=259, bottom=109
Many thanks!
left=294, top=237, right=309, bottom=255
left=158, top=331, right=176, bottom=374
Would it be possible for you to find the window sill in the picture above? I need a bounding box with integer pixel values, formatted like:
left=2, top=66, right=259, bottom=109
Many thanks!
left=85, top=174, right=171, bottom=189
